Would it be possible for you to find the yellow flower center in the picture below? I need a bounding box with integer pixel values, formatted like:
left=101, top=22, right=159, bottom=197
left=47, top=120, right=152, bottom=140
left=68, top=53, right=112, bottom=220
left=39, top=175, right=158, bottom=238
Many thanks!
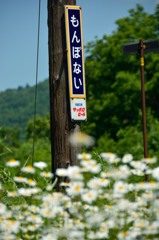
left=74, top=185, right=81, bottom=192
left=27, top=179, right=34, bottom=183
left=88, top=193, right=93, bottom=198
left=100, top=178, right=105, bottom=183
left=9, top=159, right=16, bottom=162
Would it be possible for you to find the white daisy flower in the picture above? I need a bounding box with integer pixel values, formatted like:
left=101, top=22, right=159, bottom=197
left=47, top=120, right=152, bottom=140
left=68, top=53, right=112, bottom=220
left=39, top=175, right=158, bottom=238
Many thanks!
left=33, top=161, right=47, bottom=169
left=21, top=165, right=35, bottom=174
left=18, top=187, right=41, bottom=196
left=7, top=191, right=18, bottom=197
left=100, top=171, right=111, bottom=178
left=17, top=188, right=33, bottom=197
left=142, top=190, right=154, bottom=200
left=130, top=161, right=147, bottom=171
left=46, top=184, right=54, bottom=191
left=152, top=167, right=159, bottom=181
left=1, top=219, right=20, bottom=234
left=100, top=152, right=117, bottom=163
left=86, top=212, right=105, bottom=226
left=66, top=182, right=84, bottom=196
left=68, top=230, right=85, bottom=240
left=119, top=165, right=131, bottom=178
left=81, top=159, right=101, bottom=173
left=6, top=159, right=20, bottom=167
left=135, top=181, right=159, bottom=191
left=96, top=229, right=109, bottom=239
left=113, top=181, right=128, bottom=196
left=90, top=162, right=101, bottom=173
left=81, top=189, right=98, bottom=203
left=67, top=166, right=83, bottom=180
left=26, top=223, right=40, bottom=232
left=135, top=196, right=147, bottom=207
left=87, top=178, right=100, bottom=189
left=25, top=178, right=37, bottom=187
left=118, top=231, right=129, bottom=240
left=97, top=223, right=109, bottom=238
left=142, top=157, right=157, bottom=164
left=116, top=199, right=131, bottom=211
left=149, top=181, right=159, bottom=189
left=133, top=218, right=149, bottom=229
left=98, top=177, right=110, bottom=187
left=40, top=208, right=53, bottom=219
left=41, top=234, right=57, bottom=240
left=77, top=153, right=92, bottom=160
left=29, top=205, right=40, bottom=213
left=122, top=153, right=133, bottom=163
left=0, top=203, right=7, bottom=214
left=40, top=172, right=53, bottom=178
left=69, top=131, right=95, bottom=147
left=131, top=169, right=144, bottom=176
left=14, top=176, right=27, bottom=183
left=56, top=168, right=68, bottom=177
left=87, top=177, right=109, bottom=189
left=26, top=214, right=43, bottom=224
left=111, top=165, right=131, bottom=180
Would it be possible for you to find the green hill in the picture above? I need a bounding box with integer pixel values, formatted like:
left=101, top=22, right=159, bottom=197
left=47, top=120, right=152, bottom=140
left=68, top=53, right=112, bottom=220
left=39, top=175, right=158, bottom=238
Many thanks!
left=0, top=79, right=50, bottom=131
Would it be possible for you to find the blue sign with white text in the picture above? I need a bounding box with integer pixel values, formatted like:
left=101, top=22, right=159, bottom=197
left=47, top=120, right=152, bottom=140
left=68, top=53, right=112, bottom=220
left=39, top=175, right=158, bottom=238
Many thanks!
left=65, top=6, right=85, bottom=98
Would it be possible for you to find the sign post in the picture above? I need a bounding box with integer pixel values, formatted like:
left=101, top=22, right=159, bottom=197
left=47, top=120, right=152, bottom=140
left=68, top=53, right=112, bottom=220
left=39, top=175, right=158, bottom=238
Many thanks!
left=65, top=5, right=87, bottom=121
left=123, top=39, right=159, bottom=180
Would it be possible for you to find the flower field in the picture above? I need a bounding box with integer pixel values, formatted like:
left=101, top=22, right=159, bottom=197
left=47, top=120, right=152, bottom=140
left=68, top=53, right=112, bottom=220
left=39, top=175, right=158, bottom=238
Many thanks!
left=0, top=152, right=159, bottom=239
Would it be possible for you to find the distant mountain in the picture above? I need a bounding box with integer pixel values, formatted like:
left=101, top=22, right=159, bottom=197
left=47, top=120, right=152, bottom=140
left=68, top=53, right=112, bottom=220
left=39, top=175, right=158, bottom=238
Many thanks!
left=0, top=79, right=50, bottom=131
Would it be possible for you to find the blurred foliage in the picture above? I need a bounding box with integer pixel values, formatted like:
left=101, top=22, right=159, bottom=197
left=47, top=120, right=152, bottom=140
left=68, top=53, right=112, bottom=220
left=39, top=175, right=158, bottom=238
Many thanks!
left=0, top=79, right=50, bottom=133
left=82, top=4, right=159, bottom=159
left=0, top=115, right=51, bottom=170
left=1, top=5, right=159, bottom=163
left=25, top=114, right=50, bottom=140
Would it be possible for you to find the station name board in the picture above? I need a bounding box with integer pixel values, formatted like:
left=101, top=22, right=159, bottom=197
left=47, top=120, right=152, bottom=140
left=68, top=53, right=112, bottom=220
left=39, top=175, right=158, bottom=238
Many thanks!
left=65, top=5, right=86, bottom=99
left=65, top=5, right=87, bottom=121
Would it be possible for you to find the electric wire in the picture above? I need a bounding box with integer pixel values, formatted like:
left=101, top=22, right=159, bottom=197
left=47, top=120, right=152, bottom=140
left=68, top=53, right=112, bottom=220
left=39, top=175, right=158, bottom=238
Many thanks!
left=32, top=0, right=41, bottom=165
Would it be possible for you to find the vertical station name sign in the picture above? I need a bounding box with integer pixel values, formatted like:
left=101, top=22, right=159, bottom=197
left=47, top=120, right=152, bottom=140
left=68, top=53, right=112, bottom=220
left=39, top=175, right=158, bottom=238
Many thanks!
left=65, top=5, right=87, bottom=121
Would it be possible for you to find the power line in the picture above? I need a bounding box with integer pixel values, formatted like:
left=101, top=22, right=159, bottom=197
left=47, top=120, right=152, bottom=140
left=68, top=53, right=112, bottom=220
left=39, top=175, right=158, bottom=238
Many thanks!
left=32, top=0, right=41, bottom=164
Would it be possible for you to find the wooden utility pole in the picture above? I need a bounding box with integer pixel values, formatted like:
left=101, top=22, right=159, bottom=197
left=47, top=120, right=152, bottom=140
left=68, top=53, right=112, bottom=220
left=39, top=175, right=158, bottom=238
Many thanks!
left=48, top=0, right=77, bottom=190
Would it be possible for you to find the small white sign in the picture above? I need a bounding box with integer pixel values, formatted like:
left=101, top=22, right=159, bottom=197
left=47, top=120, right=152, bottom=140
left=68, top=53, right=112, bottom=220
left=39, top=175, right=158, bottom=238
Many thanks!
left=70, top=98, right=87, bottom=121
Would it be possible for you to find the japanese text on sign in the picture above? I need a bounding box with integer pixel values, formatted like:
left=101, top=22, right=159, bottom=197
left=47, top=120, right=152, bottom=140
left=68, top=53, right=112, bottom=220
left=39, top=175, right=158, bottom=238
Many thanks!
left=65, top=6, right=86, bottom=98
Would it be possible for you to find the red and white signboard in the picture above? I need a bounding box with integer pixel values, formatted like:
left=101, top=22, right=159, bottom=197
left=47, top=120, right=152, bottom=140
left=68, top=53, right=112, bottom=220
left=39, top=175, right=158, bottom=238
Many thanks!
left=70, top=98, right=87, bottom=121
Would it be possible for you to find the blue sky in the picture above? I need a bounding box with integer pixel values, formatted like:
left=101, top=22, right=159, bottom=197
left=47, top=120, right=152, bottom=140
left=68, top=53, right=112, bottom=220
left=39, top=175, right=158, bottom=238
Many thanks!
left=0, top=0, right=157, bottom=92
